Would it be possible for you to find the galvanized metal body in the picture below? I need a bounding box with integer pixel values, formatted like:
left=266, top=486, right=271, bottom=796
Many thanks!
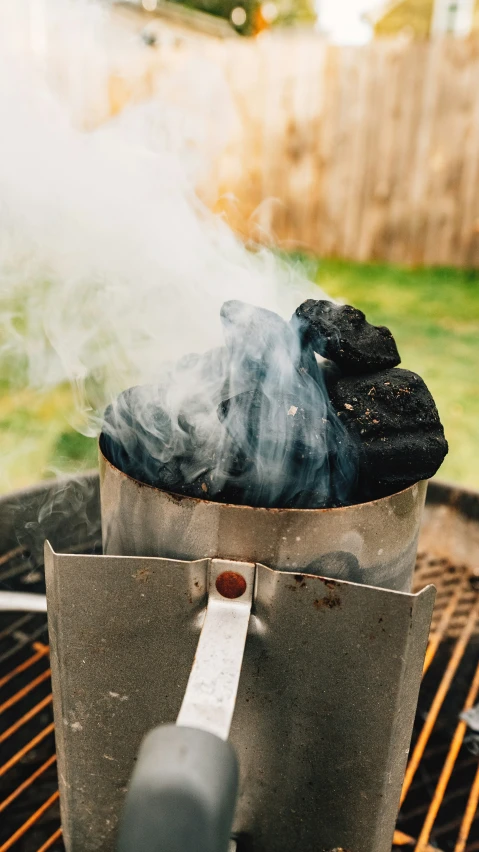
left=100, top=452, right=427, bottom=592
left=45, top=543, right=434, bottom=852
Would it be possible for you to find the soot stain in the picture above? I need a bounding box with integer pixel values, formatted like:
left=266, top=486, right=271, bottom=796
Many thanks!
left=314, top=593, right=341, bottom=610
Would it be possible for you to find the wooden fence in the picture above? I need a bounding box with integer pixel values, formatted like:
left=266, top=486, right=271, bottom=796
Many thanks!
left=207, top=35, right=479, bottom=267
left=31, top=6, right=479, bottom=267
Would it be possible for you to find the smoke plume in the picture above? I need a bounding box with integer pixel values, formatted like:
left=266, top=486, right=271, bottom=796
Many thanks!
left=0, top=0, right=356, bottom=509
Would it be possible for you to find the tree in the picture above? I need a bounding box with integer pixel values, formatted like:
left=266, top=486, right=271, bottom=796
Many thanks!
left=169, top=0, right=316, bottom=33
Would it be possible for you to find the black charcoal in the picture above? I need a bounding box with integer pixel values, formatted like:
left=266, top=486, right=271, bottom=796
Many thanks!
left=328, top=368, right=448, bottom=499
left=293, top=300, right=401, bottom=375
left=101, top=295, right=447, bottom=510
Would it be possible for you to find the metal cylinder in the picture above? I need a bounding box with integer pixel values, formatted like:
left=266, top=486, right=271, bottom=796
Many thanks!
left=100, top=449, right=427, bottom=592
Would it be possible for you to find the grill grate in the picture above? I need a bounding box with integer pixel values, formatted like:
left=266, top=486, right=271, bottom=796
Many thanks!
left=393, top=553, right=479, bottom=852
left=1, top=546, right=478, bottom=852
left=0, top=547, right=59, bottom=852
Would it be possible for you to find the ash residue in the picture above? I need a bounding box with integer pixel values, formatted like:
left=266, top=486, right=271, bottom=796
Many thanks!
left=101, top=298, right=448, bottom=508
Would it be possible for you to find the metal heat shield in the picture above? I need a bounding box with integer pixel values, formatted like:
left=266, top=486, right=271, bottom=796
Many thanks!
left=44, top=544, right=435, bottom=852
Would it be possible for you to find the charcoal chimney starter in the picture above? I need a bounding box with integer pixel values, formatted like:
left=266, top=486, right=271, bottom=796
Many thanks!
left=46, top=293, right=447, bottom=852
left=45, top=446, right=435, bottom=852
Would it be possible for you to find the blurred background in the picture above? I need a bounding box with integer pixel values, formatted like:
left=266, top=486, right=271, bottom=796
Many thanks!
left=0, top=0, right=478, bottom=493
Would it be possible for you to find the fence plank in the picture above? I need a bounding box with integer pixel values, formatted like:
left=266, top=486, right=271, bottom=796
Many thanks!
left=91, top=27, right=479, bottom=268
left=51, top=10, right=479, bottom=267
left=203, top=34, right=479, bottom=267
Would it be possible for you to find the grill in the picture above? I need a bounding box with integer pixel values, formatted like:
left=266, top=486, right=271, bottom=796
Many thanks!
left=0, top=545, right=59, bottom=852
left=0, top=477, right=478, bottom=852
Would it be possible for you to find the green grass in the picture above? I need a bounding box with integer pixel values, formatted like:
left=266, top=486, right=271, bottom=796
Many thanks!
left=0, top=257, right=478, bottom=493
left=0, top=381, right=97, bottom=494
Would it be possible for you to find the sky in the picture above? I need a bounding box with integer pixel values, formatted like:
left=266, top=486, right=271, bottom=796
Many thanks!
left=318, top=0, right=379, bottom=43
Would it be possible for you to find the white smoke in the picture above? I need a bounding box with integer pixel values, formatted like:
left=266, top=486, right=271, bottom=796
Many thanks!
left=0, top=0, right=323, bottom=438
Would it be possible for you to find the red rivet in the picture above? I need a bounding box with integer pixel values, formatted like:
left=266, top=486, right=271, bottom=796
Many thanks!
left=215, top=571, right=247, bottom=599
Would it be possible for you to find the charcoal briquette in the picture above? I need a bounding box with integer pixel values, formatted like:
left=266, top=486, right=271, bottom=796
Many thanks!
left=293, top=300, right=401, bottom=375
left=328, top=368, right=448, bottom=498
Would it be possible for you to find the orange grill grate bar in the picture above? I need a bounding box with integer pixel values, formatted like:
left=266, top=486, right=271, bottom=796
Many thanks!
left=393, top=830, right=437, bottom=852
left=402, top=778, right=479, bottom=822
left=0, top=754, right=57, bottom=814
left=0, top=668, right=51, bottom=715
left=422, top=580, right=467, bottom=675
left=413, top=661, right=479, bottom=852
left=0, top=693, right=53, bottom=745
left=35, top=828, right=63, bottom=852
left=454, top=764, right=479, bottom=852
left=400, top=599, right=479, bottom=807
left=0, top=791, right=59, bottom=852
left=0, top=722, right=55, bottom=778
left=0, top=645, right=49, bottom=692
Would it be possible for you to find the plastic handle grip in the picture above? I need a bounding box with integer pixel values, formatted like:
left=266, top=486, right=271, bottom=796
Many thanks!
left=116, top=724, right=239, bottom=852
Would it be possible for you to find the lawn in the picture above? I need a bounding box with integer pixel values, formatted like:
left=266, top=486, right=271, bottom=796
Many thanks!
left=0, top=381, right=98, bottom=494
left=0, top=258, right=477, bottom=494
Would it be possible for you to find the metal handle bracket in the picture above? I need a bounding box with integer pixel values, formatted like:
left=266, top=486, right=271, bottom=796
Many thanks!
left=176, top=559, right=255, bottom=741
